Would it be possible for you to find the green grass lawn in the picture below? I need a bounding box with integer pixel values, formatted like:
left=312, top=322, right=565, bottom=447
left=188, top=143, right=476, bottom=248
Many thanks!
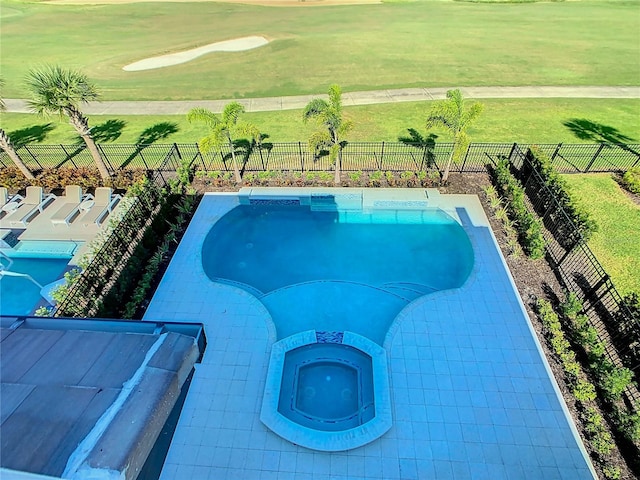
left=562, top=174, right=640, bottom=296
left=1, top=98, right=638, bottom=145
left=1, top=0, right=639, bottom=100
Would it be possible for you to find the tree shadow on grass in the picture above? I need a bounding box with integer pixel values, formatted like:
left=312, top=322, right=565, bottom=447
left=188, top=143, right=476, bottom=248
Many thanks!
left=58, top=119, right=128, bottom=168
left=119, top=122, right=179, bottom=169
left=236, top=133, right=273, bottom=174
left=398, top=128, right=439, bottom=170
left=73, top=119, right=127, bottom=145
left=564, top=119, right=640, bottom=169
left=563, top=118, right=636, bottom=144
left=7, top=123, right=55, bottom=148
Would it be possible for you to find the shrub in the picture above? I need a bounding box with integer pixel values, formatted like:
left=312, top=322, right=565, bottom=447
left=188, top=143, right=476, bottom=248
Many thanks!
left=527, top=146, right=598, bottom=242
left=600, top=365, right=634, bottom=402
left=602, top=465, right=621, bottom=480
left=561, top=291, right=583, bottom=320
left=621, top=167, right=640, bottom=194
left=107, top=169, right=147, bottom=190
left=0, top=166, right=31, bottom=190
left=348, top=170, right=363, bottom=183
left=574, top=379, right=597, bottom=404
left=493, top=159, right=545, bottom=259
left=369, top=171, right=383, bottom=187
left=0, top=165, right=146, bottom=192
left=618, top=406, right=640, bottom=442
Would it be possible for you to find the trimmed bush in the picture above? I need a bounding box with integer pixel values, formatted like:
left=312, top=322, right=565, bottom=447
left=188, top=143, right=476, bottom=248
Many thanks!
left=527, top=146, right=598, bottom=242
left=621, top=167, right=640, bottom=194
left=493, top=159, right=545, bottom=259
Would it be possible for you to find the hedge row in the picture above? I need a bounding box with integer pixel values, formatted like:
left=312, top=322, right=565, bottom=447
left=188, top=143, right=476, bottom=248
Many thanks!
left=492, top=159, right=546, bottom=259
left=537, top=299, right=622, bottom=478
left=527, top=146, right=598, bottom=241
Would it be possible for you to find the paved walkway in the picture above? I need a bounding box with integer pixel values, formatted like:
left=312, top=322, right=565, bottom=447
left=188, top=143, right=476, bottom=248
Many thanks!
left=4, top=86, right=639, bottom=115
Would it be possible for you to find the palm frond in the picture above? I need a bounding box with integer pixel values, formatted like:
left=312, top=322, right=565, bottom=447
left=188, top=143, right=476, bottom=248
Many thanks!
left=236, top=121, right=261, bottom=142
left=187, top=108, right=219, bottom=128
left=426, top=88, right=483, bottom=137
left=461, top=102, right=484, bottom=128
left=198, top=132, right=226, bottom=154
left=222, top=101, right=245, bottom=126
left=328, top=143, right=341, bottom=163
left=337, top=119, right=354, bottom=137
left=307, top=130, right=331, bottom=152
left=302, top=98, right=329, bottom=123
left=25, top=65, right=99, bottom=117
left=327, top=84, right=343, bottom=113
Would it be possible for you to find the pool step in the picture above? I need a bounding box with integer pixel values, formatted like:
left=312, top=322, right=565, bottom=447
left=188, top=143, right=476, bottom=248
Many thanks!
left=382, top=282, right=438, bottom=301
left=362, top=189, right=439, bottom=210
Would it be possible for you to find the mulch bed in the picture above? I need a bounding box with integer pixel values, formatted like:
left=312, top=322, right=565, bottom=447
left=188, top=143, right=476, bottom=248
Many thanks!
left=444, top=172, right=635, bottom=480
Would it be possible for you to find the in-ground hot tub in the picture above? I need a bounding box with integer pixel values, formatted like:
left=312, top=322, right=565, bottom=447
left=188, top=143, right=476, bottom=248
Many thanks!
left=261, top=330, right=391, bottom=451
left=279, top=341, right=375, bottom=432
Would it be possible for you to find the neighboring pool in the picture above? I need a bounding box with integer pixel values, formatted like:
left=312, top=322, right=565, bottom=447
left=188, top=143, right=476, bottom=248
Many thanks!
left=202, top=204, right=474, bottom=345
left=0, top=241, right=77, bottom=316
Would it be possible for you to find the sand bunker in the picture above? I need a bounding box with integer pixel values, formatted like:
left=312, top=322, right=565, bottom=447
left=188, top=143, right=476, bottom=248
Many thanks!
left=123, top=35, right=269, bottom=71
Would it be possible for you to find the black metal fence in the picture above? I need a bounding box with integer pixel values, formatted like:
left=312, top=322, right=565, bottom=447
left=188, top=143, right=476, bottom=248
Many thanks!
left=507, top=145, right=639, bottom=398
left=54, top=185, right=163, bottom=317
left=2, top=142, right=639, bottom=175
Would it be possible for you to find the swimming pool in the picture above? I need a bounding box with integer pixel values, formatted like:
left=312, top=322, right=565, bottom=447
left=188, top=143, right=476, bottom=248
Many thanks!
left=202, top=197, right=474, bottom=449
left=0, top=241, right=77, bottom=315
left=145, top=190, right=596, bottom=477
left=202, top=203, right=474, bottom=345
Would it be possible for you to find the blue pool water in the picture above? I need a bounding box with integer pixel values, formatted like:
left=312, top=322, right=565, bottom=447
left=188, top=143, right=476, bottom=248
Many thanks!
left=202, top=204, right=474, bottom=344
left=278, top=342, right=374, bottom=432
left=0, top=241, right=76, bottom=315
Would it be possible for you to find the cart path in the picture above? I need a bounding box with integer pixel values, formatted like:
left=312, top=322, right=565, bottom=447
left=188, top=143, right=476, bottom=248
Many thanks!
left=5, top=86, right=639, bottom=115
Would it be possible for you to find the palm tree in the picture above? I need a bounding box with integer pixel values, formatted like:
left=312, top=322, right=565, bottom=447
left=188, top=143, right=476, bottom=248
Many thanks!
left=0, top=78, right=35, bottom=179
left=187, top=102, right=257, bottom=183
left=303, top=84, right=354, bottom=185
left=25, top=66, right=110, bottom=179
left=426, top=89, right=483, bottom=183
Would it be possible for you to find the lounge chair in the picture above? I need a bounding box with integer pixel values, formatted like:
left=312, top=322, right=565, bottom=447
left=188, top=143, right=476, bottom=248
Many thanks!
left=78, top=187, right=122, bottom=226
left=3, top=186, right=56, bottom=227
left=50, top=185, right=93, bottom=227
left=0, top=188, right=24, bottom=219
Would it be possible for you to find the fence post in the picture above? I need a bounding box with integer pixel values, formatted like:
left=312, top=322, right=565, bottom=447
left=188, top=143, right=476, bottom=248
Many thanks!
left=298, top=142, right=305, bottom=172
left=23, top=146, right=43, bottom=170
left=98, top=144, right=116, bottom=173
left=460, top=144, right=471, bottom=173
left=584, top=143, right=606, bottom=173
left=59, top=144, right=77, bottom=169
left=380, top=142, right=385, bottom=170
left=550, top=143, right=563, bottom=162
left=194, top=144, right=207, bottom=171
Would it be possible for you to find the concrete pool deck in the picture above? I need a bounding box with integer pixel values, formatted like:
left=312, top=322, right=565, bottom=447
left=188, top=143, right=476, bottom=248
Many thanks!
left=143, top=189, right=596, bottom=479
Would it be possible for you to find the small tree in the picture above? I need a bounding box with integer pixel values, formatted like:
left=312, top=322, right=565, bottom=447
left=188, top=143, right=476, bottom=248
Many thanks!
left=303, top=84, right=353, bottom=185
left=25, top=66, right=110, bottom=179
left=0, top=78, right=35, bottom=179
left=426, top=89, right=483, bottom=183
left=187, top=102, right=257, bottom=184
